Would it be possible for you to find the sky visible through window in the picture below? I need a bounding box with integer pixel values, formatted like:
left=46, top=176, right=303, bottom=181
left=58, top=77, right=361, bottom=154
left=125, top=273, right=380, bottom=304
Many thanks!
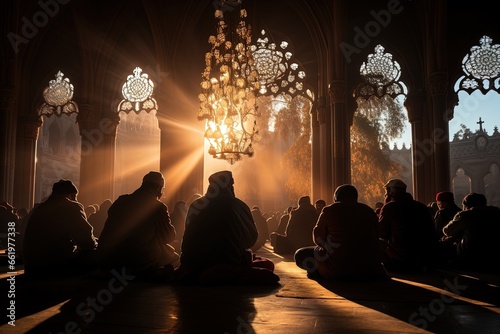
left=391, top=91, right=500, bottom=148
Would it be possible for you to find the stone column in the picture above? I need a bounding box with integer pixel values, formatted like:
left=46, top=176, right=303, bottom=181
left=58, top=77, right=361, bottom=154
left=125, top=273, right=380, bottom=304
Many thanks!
left=429, top=71, right=450, bottom=194
left=13, top=114, right=42, bottom=210
left=77, top=104, right=97, bottom=207
left=329, top=80, right=349, bottom=191
left=406, top=91, right=432, bottom=203
left=100, top=111, right=120, bottom=202
left=311, top=95, right=325, bottom=202
left=0, top=89, right=16, bottom=204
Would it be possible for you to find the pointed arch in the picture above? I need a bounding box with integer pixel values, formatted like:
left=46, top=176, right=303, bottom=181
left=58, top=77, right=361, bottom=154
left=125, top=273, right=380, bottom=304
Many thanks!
left=114, top=67, right=160, bottom=198
left=35, top=71, right=81, bottom=203
left=351, top=44, right=410, bottom=204
left=484, top=163, right=500, bottom=207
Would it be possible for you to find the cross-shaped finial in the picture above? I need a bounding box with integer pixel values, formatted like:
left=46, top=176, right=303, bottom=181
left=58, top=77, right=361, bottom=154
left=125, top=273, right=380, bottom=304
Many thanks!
left=477, top=117, right=484, bottom=132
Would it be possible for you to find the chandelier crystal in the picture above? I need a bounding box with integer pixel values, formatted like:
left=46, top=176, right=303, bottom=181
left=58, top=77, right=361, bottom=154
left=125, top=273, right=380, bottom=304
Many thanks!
left=198, top=0, right=260, bottom=164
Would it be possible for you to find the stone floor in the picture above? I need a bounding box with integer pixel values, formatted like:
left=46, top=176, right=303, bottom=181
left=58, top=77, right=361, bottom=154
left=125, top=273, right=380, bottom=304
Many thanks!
left=1, top=244, right=499, bottom=334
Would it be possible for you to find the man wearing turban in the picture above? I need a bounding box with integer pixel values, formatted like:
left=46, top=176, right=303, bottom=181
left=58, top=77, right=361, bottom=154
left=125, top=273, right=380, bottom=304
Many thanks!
left=177, top=170, right=279, bottom=285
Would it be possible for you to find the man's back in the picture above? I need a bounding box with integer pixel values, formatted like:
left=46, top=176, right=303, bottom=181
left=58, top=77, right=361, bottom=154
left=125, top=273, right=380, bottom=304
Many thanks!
left=286, top=203, right=319, bottom=248
left=314, top=201, right=385, bottom=279
left=98, top=185, right=176, bottom=273
left=445, top=205, right=500, bottom=270
left=434, top=204, right=461, bottom=239
left=379, top=193, right=437, bottom=268
left=251, top=208, right=269, bottom=252
left=181, top=193, right=257, bottom=270
left=23, top=196, right=96, bottom=268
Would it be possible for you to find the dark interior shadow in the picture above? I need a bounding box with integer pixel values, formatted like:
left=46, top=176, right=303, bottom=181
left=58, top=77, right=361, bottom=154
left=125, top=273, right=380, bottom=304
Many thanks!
left=172, top=282, right=281, bottom=334
left=315, top=273, right=499, bottom=333
left=388, top=270, right=500, bottom=307
left=8, top=273, right=281, bottom=333
left=0, top=274, right=104, bottom=328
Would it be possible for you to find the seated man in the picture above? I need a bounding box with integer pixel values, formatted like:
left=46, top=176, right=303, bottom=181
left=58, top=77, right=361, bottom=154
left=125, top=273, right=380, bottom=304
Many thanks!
left=23, top=180, right=98, bottom=277
left=270, top=196, right=319, bottom=255
left=274, top=206, right=293, bottom=235
left=250, top=206, right=269, bottom=252
left=97, top=171, right=179, bottom=280
left=434, top=191, right=461, bottom=240
left=295, top=185, right=387, bottom=281
left=314, top=199, right=326, bottom=215
left=378, top=179, right=438, bottom=272
left=176, top=170, right=279, bottom=285
left=442, top=192, right=500, bottom=273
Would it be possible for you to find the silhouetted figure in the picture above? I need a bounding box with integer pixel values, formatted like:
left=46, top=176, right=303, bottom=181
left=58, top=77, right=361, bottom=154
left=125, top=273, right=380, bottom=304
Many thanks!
left=433, top=192, right=461, bottom=240
left=251, top=206, right=269, bottom=252
left=270, top=196, right=319, bottom=255
left=17, top=202, right=41, bottom=262
left=266, top=211, right=280, bottom=235
left=378, top=179, right=438, bottom=273
left=374, top=201, right=384, bottom=216
left=170, top=200, right=188, bottom=253
left=85, top=204, right=98, bottom=219
left=295, top=185, right=387, bottom=281
left=23, top=180, right=98, bottom=277
left=314, top=199, right=326, bottom=215
left=16, top=207, right=29, bottom=221
left=88, top=199, right=113, bottom=238
left=186, top=193, right=202, bottom=207
left=177, top=170, right=279, bottom=285
left=97, top=171, right=179, bottom=280
left=442, top=193, right=500, bottom=273
left=275, top=206, right=293, bottom=236
left=427, top=201, right=439, bottom=218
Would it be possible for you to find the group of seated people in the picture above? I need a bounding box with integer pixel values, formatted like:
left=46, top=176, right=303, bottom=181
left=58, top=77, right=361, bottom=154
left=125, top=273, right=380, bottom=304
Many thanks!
left=272, top=178, right=500, bottom=279
left=19, top=170, right=280, bottom=285
left=9, top=171, right=500, bottom=286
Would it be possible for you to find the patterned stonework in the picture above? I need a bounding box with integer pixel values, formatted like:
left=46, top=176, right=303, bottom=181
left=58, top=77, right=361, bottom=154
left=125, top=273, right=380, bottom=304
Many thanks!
left=329, top=81, right=346, bottom=103
left=428, top=72, right=449, bottom=96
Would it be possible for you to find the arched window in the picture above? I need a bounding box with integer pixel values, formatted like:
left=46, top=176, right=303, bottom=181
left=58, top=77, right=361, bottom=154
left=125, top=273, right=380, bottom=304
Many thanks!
left=35, top=71, right=81, bottom=203
left=452, top=36, right=500, bottom=139
left=484, top=163, right=500, bottom=208
left=352, top=45, right=410, bottom=205
left=114, top=67, right=160, bottom=199
left=456, top=36, right=500, bottom=96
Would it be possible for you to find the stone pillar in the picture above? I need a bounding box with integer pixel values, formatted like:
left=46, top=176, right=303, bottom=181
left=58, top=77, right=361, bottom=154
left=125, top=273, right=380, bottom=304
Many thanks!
left=77, top=104, right=96, bottom=207
left=429, top=71, right=450, bottom=194
left=406, top=91, right=431, bottom=203
left=311, top=96, right=322, bottom=202
left=1, top=1, right=19, bottom=205
left=100, top=112, right=120, bottom=202
left=13, top=114, right=42, bottom=210
left=329, top=80, right=349, bottom=192
left=0, top=88, right=16, bottom=203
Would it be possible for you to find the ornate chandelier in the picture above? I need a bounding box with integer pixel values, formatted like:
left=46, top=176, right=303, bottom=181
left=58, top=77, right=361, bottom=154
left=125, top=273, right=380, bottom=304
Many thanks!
left=198, top=0, right=260, bottom=164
